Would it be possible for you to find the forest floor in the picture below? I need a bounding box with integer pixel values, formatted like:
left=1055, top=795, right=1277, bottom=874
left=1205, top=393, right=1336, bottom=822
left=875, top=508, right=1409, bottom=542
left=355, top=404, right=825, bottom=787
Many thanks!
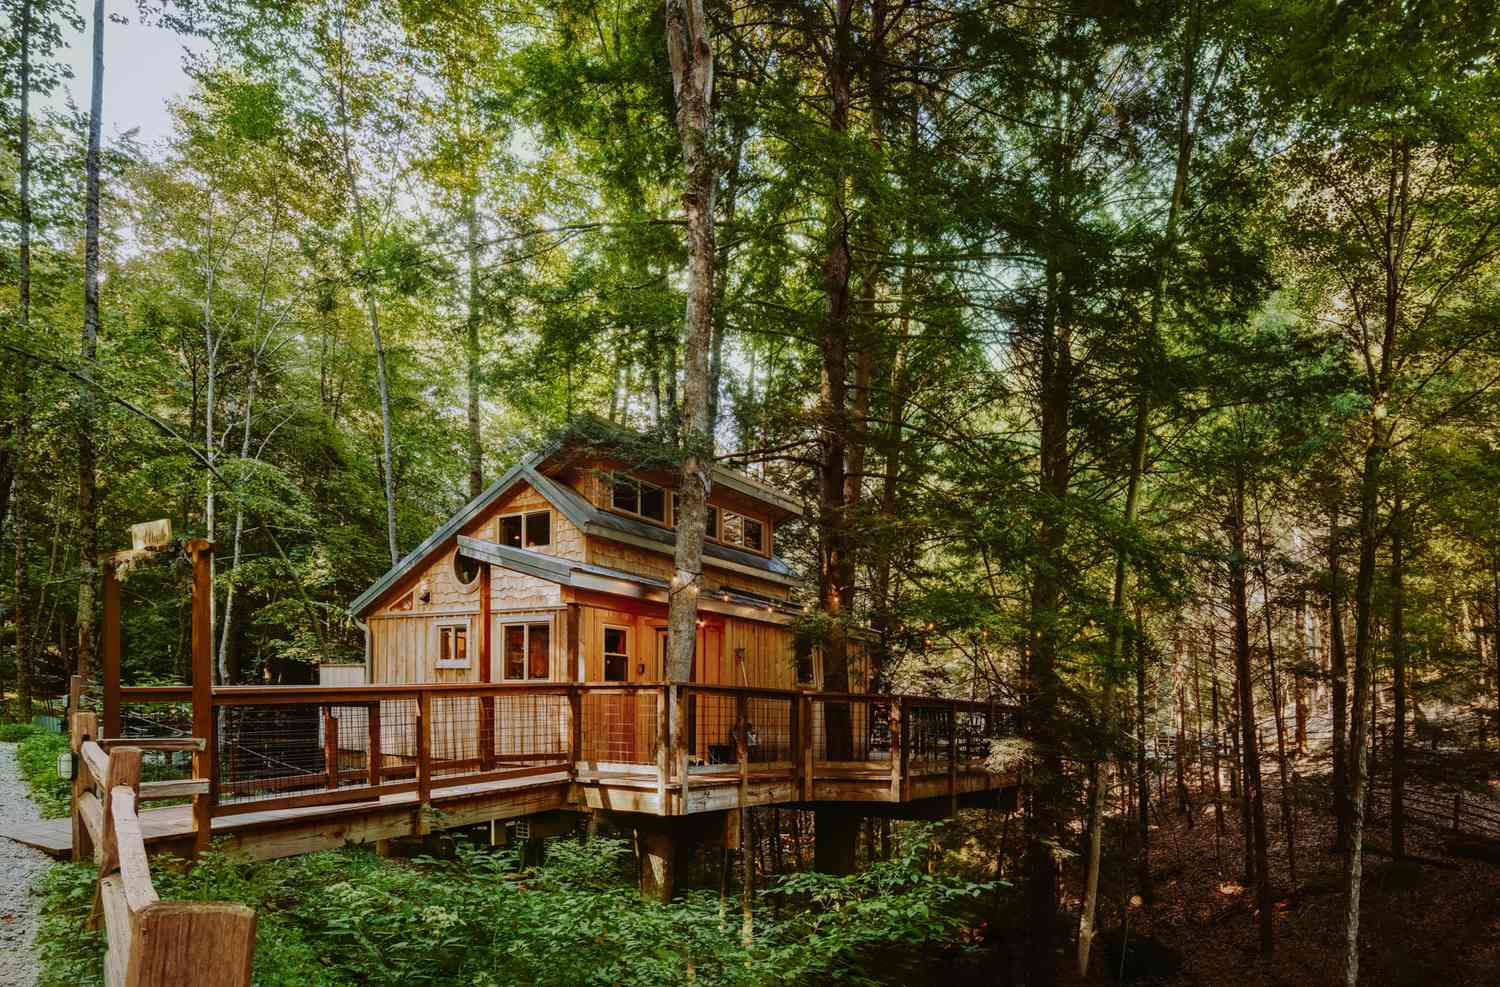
left=1061, top=741, right=1500, bottom=985
left=0, top=741, right=47, bottom=987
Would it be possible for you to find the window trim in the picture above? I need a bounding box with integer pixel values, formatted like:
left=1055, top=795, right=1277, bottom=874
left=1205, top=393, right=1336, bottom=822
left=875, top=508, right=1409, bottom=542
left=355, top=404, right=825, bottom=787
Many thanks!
left=670, top=494, right=769, bottom=557
left=435, top=619, right=472, bottom=670
left=497, top=616, right=554, bottom=681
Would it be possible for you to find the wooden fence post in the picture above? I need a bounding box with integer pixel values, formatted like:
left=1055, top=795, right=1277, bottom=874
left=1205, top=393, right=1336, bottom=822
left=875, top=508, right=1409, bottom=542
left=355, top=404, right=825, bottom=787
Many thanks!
left=788, top=692, right=802, bottom=797
left=70, top=709, right=98, bottom=863
left=89, top=745, right=143, bottom=931
left=947, top=702, right=958, bottom=813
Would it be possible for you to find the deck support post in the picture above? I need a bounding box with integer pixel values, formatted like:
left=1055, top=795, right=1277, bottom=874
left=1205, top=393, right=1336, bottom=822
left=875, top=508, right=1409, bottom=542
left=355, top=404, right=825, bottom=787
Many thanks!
left=636, top=818, right=685, bottom=903
left=188, top=538, right=215, bottom=857
left=814, top=807, right=860, bottom=875
left=416, top=690, right=432, bottom=836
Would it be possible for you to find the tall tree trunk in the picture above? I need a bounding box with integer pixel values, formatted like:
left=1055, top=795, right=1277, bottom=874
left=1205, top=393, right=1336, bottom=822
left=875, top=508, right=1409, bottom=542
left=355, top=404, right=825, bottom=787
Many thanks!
left=818, top=0, right=856, bottom=703
left=1254, top=489, right=1297, bottom=887
left=217, top=204, right=282, bottom=682
left=465, top=197, right=484, bottom=499
left=76, top=0, right=105, bottom=680
left=1294, top=591, right=1309, bottom=754
left=1230, top=468, right=1273, bottom=956
left=1135, top=609, right=1152, bottom=903
left=1344, top=138, right=1407, bottom=987
left=13, top=0, right=35, bottom=716
left=1329, top=499, right=1350, bottom=852
left=1024, top=257, right=1073, bottom=987
left=334, top=15, right=399, bottom=565
left=201, top=203, right=220, bottom=673
left=1389, top=485, right=1406, bottom=859
left=663, top=0, right=715, bottom=685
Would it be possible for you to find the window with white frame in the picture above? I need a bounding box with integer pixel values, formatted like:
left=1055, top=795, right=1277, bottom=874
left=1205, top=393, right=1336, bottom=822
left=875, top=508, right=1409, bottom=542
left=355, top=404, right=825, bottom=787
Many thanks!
left=502, top=621, right=552, bottom=680
left=436, top=621, right=471, bottom=669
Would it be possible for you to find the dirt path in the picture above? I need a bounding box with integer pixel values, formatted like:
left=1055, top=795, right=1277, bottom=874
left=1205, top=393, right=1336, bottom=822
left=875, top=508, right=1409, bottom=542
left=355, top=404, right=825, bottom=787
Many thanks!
left=0, top=742, right=48, bottom=987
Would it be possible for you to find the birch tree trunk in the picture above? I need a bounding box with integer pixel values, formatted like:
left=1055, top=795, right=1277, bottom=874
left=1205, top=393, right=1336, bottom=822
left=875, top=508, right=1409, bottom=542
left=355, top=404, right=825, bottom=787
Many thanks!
left=334, top=16, right=399, bottom=565
left=13, top=0, right=35, bottom=716
left=663, top=0, right=715, bottom=685
left=76, top=0, right=105, bottom=679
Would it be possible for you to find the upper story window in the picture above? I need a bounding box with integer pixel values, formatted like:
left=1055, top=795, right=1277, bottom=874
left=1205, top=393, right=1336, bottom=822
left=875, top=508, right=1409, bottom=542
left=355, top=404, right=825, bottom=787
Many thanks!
left=611, top=473, right=667, bottom=524
left=669, top=493, right=767, bottom=555
left=500, top=510, right=551, bottom=548
left=719, top=511, right=765, bottom=552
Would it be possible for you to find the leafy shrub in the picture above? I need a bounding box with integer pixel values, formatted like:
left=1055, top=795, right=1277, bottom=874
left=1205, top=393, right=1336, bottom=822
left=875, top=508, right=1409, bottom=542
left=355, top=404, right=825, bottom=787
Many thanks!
left=0, top=721, right=41, bottom=742
left=36, top=833, right=1002, bottom=987
left=15, top=731, right=72, bottom=818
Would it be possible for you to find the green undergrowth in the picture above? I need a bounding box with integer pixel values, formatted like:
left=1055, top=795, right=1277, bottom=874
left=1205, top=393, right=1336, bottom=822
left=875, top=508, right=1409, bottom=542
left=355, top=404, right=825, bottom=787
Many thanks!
left=15, top=730, right=72, bottom=818
left=36, top=831, right=1001, bottom=987
left=0, top=721, right=42, bottom=741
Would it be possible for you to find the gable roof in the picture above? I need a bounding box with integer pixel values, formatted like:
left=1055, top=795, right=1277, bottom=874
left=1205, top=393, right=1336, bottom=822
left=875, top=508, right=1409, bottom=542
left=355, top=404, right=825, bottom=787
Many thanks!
left=351, top=453, right=802, bottom=618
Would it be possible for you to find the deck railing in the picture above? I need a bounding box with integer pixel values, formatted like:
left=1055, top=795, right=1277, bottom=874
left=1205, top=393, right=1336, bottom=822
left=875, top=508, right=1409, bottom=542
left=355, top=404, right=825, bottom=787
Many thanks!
left=103, top=681, right=1018, bottom=819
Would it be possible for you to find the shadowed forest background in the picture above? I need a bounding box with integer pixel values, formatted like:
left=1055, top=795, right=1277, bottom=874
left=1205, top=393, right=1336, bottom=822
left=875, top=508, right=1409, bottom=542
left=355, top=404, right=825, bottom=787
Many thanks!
left=4, top=0, right=1500, bottom=984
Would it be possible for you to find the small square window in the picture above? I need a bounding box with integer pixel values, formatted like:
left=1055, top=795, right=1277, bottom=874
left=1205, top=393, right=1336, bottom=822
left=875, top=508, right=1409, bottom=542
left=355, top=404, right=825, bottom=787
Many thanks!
left=501, top=515, right=523, bottom=548
left=437, top=623, right=470, bottom=668
left=525, top=511, right=551, bottom=547
left=604, top=626, right=628, bottom=682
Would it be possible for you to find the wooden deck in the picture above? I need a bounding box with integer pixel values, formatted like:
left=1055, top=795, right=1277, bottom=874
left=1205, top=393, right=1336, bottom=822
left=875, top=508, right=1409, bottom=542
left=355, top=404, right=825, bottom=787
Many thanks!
left=3, top=682, right=1020, bottom=865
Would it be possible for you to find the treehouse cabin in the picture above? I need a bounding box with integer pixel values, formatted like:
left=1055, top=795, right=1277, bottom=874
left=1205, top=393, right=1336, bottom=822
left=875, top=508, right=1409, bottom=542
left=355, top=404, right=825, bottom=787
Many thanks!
left=349, top=433, right=871, bottom=765
left=2, top=439, right=1018, bottom=905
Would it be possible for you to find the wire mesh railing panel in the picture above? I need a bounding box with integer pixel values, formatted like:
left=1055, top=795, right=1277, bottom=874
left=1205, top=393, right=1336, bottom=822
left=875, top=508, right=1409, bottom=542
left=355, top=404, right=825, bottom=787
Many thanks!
left=114, top=702, right=198, bottom=783
left=812, top=697, right=890, bottom=763
left=217, top=699, right=415, bottom=808
left=491, top=691, right=571, bottom=767
left=906, top=703, right=954, bottom=774
left=580, top=689, right=660, bottom=766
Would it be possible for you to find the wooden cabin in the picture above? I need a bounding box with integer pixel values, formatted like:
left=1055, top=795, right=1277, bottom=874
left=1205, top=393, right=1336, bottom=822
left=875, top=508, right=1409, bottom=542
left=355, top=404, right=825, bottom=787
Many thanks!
left=350, top=434, right=870, bottom=765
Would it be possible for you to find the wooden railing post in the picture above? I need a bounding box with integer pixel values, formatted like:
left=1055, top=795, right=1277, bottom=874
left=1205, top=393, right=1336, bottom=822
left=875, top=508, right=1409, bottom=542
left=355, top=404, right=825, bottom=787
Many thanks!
left=70, top=707, right=98, bottom=863
left=367, top=701, right=382, bottom=787
left=322, top=705, right=340, bottom=791
left=947, top=702, right=959, bottom=813
left=89, top=745, right=142, bottom=931
left=675, top=685, right=690, bottom=814
left=569, top=685, right=584, bottom=774
left=102, top=561, right=122, bottom=739
left=656, top=685, right=670, bottom=812
left=889, top=699, right=904, bottom=802
left=188, top=538, right=214, bottom=856
left=478, top=564, right=495, bottom=771
left=417, top=690, right=433, bottom=831
left=788, top=692, right=802, bottom=796
left=800, top=693, right=814, bottom=800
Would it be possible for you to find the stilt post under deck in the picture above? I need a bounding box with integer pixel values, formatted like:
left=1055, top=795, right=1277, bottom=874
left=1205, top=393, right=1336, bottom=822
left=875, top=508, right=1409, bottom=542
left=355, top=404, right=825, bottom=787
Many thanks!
left=814, top=808, right=860, bottom=875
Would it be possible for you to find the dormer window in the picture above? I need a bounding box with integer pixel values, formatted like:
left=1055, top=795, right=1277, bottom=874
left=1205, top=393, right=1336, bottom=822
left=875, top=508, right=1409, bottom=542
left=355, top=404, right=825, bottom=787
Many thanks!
left=611, top=473, right=667, bottom=524
left=719, top=512, right=765, bottom=553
